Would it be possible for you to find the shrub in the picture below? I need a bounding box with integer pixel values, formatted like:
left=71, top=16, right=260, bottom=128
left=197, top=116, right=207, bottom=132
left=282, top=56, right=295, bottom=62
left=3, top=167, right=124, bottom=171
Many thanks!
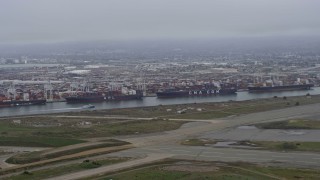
left=281, top=142, right=297, bottom=150
left=23, top=171, right=33, bottom=175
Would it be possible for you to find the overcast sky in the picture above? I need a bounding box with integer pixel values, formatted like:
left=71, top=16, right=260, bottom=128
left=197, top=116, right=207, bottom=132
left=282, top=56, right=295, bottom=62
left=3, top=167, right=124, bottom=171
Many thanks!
left=1, top=0, right=320, bottom=44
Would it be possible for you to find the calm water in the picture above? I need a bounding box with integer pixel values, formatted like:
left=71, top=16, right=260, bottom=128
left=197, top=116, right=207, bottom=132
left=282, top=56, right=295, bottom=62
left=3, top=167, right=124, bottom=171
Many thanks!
left=1, top=87, right=320, bottom=117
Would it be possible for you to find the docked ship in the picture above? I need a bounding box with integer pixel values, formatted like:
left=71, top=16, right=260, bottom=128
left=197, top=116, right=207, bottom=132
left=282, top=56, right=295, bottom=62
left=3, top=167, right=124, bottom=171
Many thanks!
left=248, top=84, right=314, bottom=92
left=65, top=92, right=106, bottom=103
left=0, top=88, right=46, bottom=108
left=113, top=94, right=143, bottom=100
left=156, top=83, right=237, bottom=98
left=248, top=78, right=314, bottom=92
left=65, top=87, right=143, bottom=103
left=107, top=89, right=143, bottom=101
left=0, top=99, right=46, bottom=107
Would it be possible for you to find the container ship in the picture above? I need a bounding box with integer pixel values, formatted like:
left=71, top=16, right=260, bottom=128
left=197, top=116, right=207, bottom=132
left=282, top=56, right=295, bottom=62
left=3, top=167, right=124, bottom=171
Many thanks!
left=65, top=88, right=143, bottom=103
left=65, top=92, right=106, bottom=103
left=0, top=99, right=46, bottom=107
left=107, top=89, right=143, bottom=101
left=248, top=78, right=314, bottom=92
left=248, top=84, right=314, bottom=92
left=0, top=92, right=46, bottom=108
left=156, top=83, right=237, bottom=98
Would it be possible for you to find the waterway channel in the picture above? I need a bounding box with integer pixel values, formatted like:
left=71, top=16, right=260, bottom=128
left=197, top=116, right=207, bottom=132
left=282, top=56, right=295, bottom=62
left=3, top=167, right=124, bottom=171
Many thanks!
left=1, top=87, right=320, bottom=117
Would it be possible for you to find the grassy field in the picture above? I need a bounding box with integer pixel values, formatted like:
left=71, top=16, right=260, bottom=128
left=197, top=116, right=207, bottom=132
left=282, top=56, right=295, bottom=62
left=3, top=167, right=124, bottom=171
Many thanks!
left=181, top=139, right=215, bottom=146
left=0, top=136, right=85, bottom=147
left=6, top=139, right=129, bottom=164
left=181, top=139, right=320, bottom=152
left=255, top=119, right=320, bottom=129
left=63, top=94, right=320, bottom=120
left=99, top=160, right=320, bottom=180
left=250, top=141, right=320, bottom=152
left=0, top=119, right=185, bottom=147
left=6, top=157, right=130, bottom=180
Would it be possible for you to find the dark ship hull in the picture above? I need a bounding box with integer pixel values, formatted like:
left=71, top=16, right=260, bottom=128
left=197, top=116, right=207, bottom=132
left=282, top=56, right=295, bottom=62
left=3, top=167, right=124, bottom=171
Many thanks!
left=0, top=99, right=46, bottom=107
left=107, top=90, right=143, bottom=101
left=156, top=88, right=237, bottom=98
left=248, top=84, right=314, bottom=92
left=65, top=95, right=106, bottom=103
left=109, top=94, right=143, bottom=101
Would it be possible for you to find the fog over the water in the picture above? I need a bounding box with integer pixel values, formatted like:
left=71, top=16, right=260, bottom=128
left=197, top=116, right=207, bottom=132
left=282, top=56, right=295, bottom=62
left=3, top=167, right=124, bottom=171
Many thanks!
left=1, top=0, right=320, bottom=44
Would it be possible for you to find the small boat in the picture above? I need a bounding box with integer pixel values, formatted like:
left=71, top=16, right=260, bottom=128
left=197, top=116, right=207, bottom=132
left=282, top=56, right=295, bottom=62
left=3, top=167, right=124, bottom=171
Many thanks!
left=82, top=104, right=95, bottom=109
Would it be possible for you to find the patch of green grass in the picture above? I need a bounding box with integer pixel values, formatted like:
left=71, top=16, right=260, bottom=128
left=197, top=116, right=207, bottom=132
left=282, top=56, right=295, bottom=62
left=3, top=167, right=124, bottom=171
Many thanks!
left=6, top=158, right=129, bottom=180
left=166, top=111, right=233, bottom=119
left=100, top=160, right=320, bottom=180
left=99, top=120, right=185, bottom=136
left=6, top=139, right=129, bottom=164
left=0, top=136, right=85, bottom=147
left=249, top=141, right=320, bottom=152
left=256, top=119, right=320, bottom=129
left=0, top=120, right=186, bottom=140
left=79, top=160, right=101, bottom=169
left=181, top=139, right=215, bottom=146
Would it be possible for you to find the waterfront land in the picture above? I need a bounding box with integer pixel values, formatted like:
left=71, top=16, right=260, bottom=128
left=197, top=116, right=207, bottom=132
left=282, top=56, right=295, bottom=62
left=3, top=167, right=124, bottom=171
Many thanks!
left=1, top=94, right=320, bottom=179
left=62, top=94, right=320, bottom=119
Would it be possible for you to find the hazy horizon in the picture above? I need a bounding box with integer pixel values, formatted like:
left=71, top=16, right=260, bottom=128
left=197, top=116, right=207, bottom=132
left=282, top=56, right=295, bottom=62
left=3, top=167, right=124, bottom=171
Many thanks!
left=1, top=0, right=320, bottom=44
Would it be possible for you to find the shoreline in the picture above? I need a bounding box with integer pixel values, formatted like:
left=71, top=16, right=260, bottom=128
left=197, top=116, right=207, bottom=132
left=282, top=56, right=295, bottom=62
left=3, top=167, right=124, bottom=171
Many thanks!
left=1, top=93, right=319, bottom=119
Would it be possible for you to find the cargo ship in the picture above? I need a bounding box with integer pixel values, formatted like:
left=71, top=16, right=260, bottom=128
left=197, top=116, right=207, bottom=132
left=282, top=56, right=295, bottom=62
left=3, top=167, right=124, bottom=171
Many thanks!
left=248, top=78, right=314, bottom=92
left=65, top=88, right=143, bottom=103
left=0, top=91, right=46, bottom=108
left=107, top=90, right=143, bottom=101
left=0, top=99, right=46, bottom=107
left=248, top=84, right=314, bottom=92
left=156, top=83, right=237, bottom=98
left=65, top=92, right=106, bottom=103
left=107, top=87, right=143, bottom=101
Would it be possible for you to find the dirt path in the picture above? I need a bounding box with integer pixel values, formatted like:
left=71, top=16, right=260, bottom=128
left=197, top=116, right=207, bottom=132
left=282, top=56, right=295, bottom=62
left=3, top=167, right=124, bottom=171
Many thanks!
left=45, top=153, right=173, bottom=180
left=0, top=144, right=133, bottom=175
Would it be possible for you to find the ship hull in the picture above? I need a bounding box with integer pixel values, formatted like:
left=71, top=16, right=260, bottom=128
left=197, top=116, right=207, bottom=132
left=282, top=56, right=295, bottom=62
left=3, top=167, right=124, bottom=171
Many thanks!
left=248, top=84, right=314, bottom=92
left=156, top=89, right=237, bottom=98
left=109, top=94, right=143, bottom=101
left=65, top=96, right=106, bottom=103
left=0, top=100, right=46, bottom=108
left=66, top=94, right=143, bottom=103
